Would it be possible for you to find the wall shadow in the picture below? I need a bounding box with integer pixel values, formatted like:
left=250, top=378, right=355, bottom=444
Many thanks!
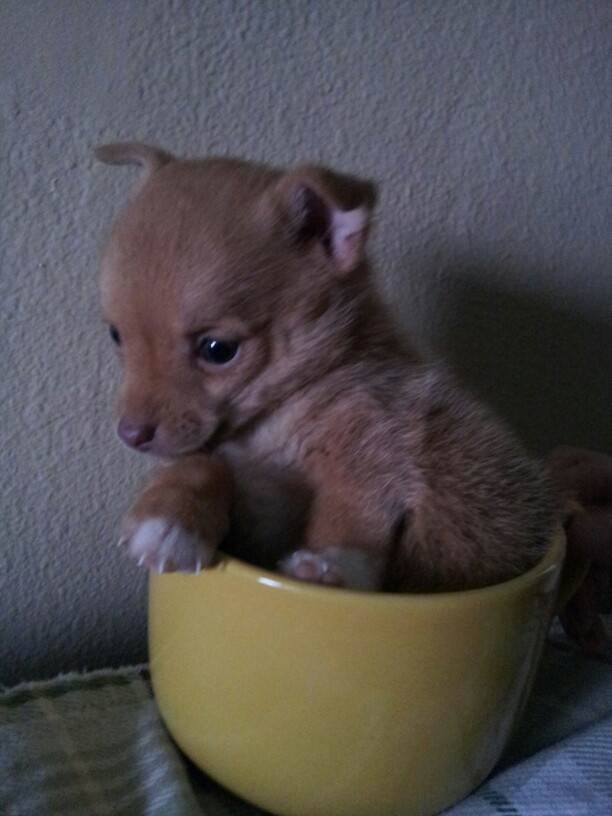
left=430, top=261, right=612, bottom=456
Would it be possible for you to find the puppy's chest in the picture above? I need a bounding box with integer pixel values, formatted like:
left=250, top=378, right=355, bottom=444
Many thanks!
left=217, top=404, right=331, bottom=564
left=226, top=397, right=322, bottom=467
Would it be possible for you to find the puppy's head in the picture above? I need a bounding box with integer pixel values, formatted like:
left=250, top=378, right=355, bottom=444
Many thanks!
left=95, top=142, right=376, bottom=457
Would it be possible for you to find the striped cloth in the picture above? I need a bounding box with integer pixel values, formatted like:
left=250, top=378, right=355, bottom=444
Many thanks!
left=1, top=618, right=611, bottom=816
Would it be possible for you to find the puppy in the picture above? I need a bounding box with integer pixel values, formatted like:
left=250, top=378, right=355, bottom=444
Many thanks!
left=95, top=142, right=561, bottom=592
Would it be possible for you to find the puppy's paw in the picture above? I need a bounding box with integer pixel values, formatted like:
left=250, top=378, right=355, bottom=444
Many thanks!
left=279, top=550, right=345, bottom=586
left=278, top=548, right=381, bottom=591
left=119, top=516, right=216, bottom=573
left=118, top=464, right=232, bottom=573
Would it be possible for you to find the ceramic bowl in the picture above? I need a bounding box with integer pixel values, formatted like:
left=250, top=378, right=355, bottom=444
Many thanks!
left=149, top=529, right=565, bottom=816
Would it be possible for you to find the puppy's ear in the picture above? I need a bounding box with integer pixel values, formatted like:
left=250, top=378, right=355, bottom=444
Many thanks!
left=93, top=142, right=175, bottom=177
left=273, top=165, right=376, bottom=274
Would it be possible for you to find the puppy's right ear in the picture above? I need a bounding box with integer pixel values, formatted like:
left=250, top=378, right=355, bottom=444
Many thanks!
left=271, top=165, right=377, bottom=275
left=93, top=142, right=175, bottom=177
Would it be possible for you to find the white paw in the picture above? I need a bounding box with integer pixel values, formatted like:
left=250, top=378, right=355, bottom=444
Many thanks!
left=119, top=517, right=216, bottom=573
left=278, top=548, right=381, bottom=590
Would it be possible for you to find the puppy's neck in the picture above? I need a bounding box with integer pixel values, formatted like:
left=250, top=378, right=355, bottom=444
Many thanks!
left=226, top=280, right=417, bottom=445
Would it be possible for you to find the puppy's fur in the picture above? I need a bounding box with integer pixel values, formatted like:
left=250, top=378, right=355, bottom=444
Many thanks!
left=96, top=142, right=560, bottom=591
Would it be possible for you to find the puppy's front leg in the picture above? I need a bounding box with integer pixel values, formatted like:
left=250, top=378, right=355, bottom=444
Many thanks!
left=278, top=492, right=389, bottom=591
left=119, top=455, right=234, bottom=573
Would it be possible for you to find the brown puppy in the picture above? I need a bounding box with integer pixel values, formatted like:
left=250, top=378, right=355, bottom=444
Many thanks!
left=96, top=142, right=560, bottom=591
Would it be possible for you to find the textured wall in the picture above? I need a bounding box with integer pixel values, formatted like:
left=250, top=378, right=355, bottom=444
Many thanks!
left=1, top=0, right=610, bottom=685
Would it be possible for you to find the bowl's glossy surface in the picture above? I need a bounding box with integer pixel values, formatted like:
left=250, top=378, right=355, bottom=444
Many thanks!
left=149, top=530, right=565, bottom=816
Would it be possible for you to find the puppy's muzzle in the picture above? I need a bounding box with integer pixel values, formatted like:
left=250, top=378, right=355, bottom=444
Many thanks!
left=116, top=408, right=213, bottom=457
left=117, top=417, right=157, bottom=451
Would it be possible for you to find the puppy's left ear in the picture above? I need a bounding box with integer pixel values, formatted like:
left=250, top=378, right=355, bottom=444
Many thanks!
left=93, top=142, right=175, bottom=177
left=273, top=165, right=377, bottom=274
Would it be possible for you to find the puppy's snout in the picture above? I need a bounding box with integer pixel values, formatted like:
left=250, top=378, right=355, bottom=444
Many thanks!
left=117, top=417, right=157, bottom=451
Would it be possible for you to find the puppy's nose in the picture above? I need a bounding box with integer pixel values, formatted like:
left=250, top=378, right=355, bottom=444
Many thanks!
left=117, top=418, right=156, bottom=450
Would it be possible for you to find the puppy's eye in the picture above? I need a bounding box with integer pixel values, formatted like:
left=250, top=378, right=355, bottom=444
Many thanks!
left=109, top=325, right=121, bottom=345
left=196, top=337, right=239, bottom=365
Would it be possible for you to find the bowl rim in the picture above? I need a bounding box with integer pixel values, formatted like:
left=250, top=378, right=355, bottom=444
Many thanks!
left=175, top=527, right=566, bottom=609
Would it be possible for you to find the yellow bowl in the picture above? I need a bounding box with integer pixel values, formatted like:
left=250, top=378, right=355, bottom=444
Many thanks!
left=149, top=530, right=565, bottom=816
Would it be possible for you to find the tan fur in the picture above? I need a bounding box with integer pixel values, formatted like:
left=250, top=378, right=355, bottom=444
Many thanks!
left=96, top=143, right=561, bottom=591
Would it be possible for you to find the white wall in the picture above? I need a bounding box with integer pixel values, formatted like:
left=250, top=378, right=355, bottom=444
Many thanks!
left=1, top=0, right=610, bottom=685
